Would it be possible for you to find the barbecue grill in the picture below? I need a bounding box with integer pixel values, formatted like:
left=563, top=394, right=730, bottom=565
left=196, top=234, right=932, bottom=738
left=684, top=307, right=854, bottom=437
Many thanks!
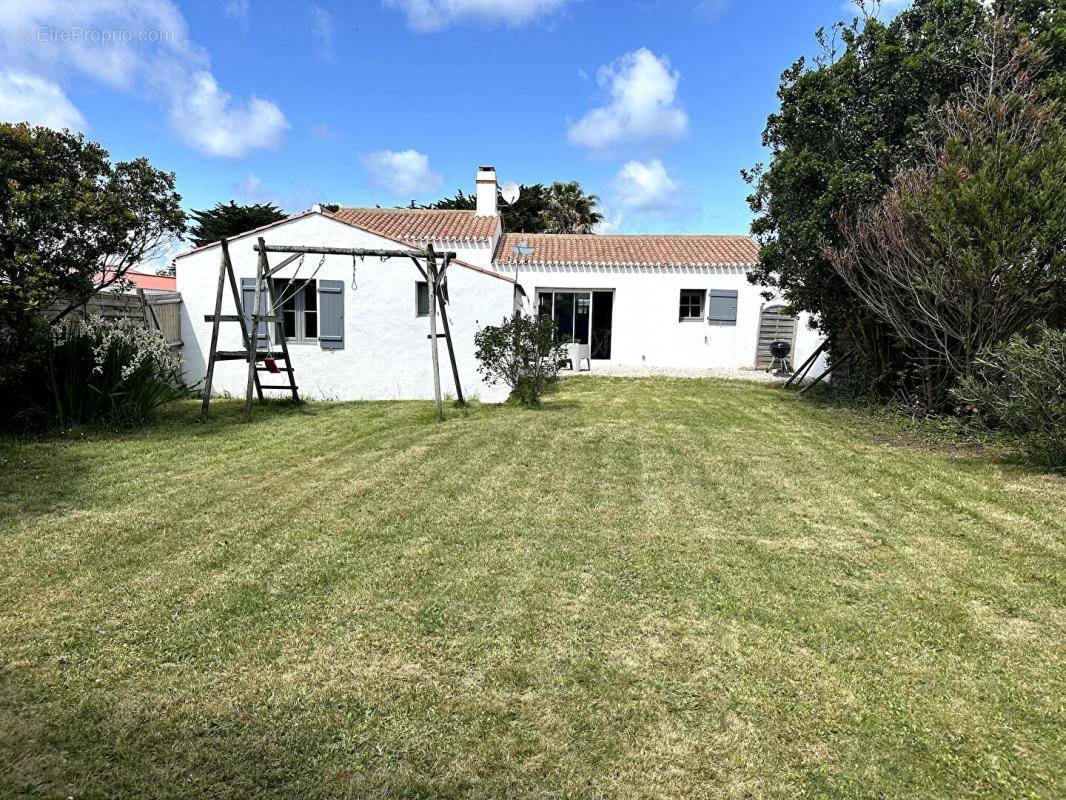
left=767, top=339, right=793, bottom=375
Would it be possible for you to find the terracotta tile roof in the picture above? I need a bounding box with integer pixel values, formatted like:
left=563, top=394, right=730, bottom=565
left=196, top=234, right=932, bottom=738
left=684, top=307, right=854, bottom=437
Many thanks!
left=331, top=207, right=499, bottom=243
left=173, top=210, right=514, bottom=285
left=494, top=233, right=759, bottom=268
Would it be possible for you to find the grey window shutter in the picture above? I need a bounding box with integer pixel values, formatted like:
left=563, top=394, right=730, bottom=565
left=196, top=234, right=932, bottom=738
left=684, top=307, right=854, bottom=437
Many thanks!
left=241, top=278, right=270, bottom=346
left=708, top=289, right=739, bottom=326
left=318, top=280, right=344, bottom=350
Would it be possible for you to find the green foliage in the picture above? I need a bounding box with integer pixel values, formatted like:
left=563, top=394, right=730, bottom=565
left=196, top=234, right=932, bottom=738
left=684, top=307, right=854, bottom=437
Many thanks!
left=825, top=32, right=1066, bottom=407
left=187, top=200, right=287, bottom=247
left=422, top=181, right=602, bottom=233
left=28, top=317, right=188, bottom=428
left=953, top=325, right=1066, bottom=469
left=474, top=313, right=566, bottom=406
left=0, top=123, right=185, bottom=409
left=542, top=181, right=604, bottom=233
left=420, top=185, right=549, bottom=232
left=745, top=0, right=1066, bottom=395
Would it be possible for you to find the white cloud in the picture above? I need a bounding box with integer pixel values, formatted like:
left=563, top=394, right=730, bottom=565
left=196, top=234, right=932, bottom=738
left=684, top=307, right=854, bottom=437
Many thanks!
left=310, top=4, right=333, bottom=58
left=0, top=70, right=86, bottom=130
left=598, top=158, right=687, bottom=232
left=611, top=159, right=680, bottom=213
left=568, top=48, right=688, bottom=151
left=362, top=149, right=442, bottom=198
left=167, top=72, right=288, bottom=158
left=384, top=0, right=572, bottom=32
left=694, top=0, right=728, bottom=20
left=225, top=0, right=250, bottom=19
left=0, top=0, right=288, bottom=158
left=234, top=172, right=264, bottom=200
left=231, top=172, right=324, bottom=213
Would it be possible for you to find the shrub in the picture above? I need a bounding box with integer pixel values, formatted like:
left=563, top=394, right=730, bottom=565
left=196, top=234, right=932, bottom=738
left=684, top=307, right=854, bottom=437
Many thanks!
left=952, top=325, right=1066, bottom=470
left=34, top=316, right=188, bottom=426
left=474, top=313, right=567, bottom=407
left=0, top=124, right=185, bottom=421
left=825, top=33, right=1066, bottom=408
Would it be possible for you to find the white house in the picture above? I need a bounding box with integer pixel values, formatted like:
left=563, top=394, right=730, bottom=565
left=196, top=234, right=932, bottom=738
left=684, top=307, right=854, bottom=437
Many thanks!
left=175, top=166, right=826, bottom=402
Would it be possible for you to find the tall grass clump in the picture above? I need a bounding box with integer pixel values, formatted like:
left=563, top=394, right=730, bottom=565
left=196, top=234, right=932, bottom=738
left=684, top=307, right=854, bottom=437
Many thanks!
left=38, top=316, right=188, bottom=426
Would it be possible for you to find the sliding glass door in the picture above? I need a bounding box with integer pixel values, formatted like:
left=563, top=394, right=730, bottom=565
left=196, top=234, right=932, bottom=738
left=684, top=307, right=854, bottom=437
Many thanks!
left=537, top=290, right=613, bottom=358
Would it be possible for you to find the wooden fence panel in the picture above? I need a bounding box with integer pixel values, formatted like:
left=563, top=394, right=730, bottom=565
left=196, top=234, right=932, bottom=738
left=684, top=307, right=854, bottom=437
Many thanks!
left=46, top=290, right=183, bottom=352
left=143, top=291, right=183, bottom=349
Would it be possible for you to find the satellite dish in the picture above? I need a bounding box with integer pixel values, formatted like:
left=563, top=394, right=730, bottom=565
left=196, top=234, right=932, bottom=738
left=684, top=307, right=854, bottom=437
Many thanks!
left=500, top=181, right=520, bottom=205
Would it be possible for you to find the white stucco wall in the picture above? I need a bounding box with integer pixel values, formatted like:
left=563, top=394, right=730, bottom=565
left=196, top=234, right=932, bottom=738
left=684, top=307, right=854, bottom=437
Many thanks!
left=422, top=237, right=497, bottom=269
left=499, top=264, right=828, bottom=372
left=176, top=213, right=515, bottom=403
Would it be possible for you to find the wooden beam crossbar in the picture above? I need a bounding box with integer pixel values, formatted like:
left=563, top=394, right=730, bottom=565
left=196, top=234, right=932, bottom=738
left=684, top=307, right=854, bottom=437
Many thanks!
left=203, top=240, right=464, bottom=421
left=254, top=243, right=457, bottom=260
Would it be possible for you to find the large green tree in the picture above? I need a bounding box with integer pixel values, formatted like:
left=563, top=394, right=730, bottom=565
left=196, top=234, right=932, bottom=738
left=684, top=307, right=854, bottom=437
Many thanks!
left=187, top=201, right=287, bottom=247
left=422, top=180, right=602, bottom=233
left=0, top=123, right=185, bottom=404
left=826, top=31, right=1066, bottom=407
left=745, top=0, right=1065, bottom=394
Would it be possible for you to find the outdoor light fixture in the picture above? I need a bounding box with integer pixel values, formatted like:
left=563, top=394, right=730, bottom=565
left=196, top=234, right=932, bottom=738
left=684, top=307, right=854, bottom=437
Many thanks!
left=510, top=239, right=534, bottom=308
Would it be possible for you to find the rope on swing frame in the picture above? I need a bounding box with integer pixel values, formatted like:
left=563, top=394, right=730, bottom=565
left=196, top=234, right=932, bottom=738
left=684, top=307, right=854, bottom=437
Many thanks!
left=271, top=252, right=327, bottom=310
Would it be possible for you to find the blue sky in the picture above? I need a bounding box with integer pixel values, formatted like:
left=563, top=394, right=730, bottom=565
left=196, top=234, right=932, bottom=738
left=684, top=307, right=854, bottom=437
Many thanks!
left=1, top=1, right=904, bottom=237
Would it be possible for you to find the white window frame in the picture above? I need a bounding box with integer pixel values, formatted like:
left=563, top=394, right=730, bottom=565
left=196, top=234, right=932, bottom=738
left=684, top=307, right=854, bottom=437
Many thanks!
left=273, top=278, right=319, bottom=343
left=679, top=289, right=705, bottom=322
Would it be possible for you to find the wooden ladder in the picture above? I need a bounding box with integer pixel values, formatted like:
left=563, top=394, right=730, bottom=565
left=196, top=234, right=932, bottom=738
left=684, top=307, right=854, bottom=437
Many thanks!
left=201, top=236, right=300, bottom=417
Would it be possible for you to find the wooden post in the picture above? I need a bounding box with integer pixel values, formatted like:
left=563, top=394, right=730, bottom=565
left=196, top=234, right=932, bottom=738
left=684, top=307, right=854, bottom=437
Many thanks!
left=801, top=348, right=853, bottom=394
left=265, top=271, right=300, bottom=403
left=784, top=339, right=828, bottom=389
left=435, top=258, right=465, bottom=406
left=222, top=240, right=263, bottom=402
left=244, top=239, right=269, bottom=417
left=200, top=243, right=229, bottom=414
left=426, top=244, right=444, bottom=421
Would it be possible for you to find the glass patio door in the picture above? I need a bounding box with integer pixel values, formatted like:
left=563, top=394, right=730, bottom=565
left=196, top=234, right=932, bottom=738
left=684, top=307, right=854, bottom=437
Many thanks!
left=538, top=290, right=610, bottom=355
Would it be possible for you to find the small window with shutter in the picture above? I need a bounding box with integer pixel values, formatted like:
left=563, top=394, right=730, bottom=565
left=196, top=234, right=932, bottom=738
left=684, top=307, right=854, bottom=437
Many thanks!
left=707, top=289, right=738, bottom=326
left=416, top=281, right=430, bottom=317
left=271, top=279, right=318, bottom=342
left=679, top=289, right=705, bottom=321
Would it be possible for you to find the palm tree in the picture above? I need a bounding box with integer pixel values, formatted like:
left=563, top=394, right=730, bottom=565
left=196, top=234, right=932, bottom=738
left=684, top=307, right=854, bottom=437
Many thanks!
left=541, top=181, right=604, bottom=234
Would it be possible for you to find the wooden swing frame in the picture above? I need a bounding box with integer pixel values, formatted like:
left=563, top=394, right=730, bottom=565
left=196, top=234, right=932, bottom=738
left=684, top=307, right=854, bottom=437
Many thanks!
left=201, top=238, right=462, bottom=421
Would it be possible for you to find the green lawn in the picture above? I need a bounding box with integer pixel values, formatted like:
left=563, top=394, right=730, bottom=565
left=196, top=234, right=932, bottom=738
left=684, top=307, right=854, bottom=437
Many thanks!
left=1, top=377, right=1063, bottom=799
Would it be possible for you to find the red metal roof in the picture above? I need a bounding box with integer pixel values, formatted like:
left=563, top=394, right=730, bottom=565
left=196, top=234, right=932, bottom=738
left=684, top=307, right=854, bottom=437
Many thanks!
left=99, top=269, right=177, bottom=291
left=125, top=270, right=177, bottom=291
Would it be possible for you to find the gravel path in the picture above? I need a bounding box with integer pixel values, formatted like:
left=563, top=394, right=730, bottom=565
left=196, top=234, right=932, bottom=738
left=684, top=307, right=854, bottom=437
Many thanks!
left=562, top=365, right=795, bottom=384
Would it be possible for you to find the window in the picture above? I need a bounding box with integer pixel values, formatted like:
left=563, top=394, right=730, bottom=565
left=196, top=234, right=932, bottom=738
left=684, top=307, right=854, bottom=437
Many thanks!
left=273, top=278, right=318, bottom=341
left=416, top=281, right=430, bottom=317
left=536, top=289, right=613, bottom=358
left=679, top=289, right=705, bottom=321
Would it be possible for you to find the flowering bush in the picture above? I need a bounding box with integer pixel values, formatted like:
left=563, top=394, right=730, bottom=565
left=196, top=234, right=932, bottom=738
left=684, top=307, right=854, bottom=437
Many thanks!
left=39, top=316, right=188, bottom=425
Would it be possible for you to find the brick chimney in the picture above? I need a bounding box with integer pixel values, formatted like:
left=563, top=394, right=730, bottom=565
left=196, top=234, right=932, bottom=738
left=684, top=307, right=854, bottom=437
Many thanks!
left=475, top=165, right=498, bottom=217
